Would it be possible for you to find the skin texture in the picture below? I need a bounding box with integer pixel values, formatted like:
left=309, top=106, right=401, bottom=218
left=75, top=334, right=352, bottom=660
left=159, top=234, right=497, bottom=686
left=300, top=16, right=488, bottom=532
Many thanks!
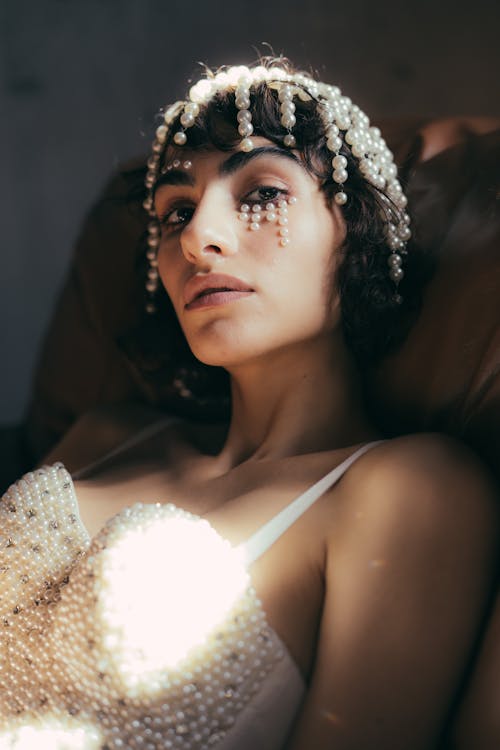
left=47, top=139, right=498, bottom=749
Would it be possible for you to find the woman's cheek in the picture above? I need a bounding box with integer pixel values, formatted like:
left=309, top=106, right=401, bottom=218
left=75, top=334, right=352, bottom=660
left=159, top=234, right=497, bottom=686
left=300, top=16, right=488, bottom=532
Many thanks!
left=157, top=246, right=178, bottom=301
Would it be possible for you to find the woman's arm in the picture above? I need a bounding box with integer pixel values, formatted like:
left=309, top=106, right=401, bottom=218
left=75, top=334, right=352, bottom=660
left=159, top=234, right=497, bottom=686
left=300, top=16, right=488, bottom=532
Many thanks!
left=287, top=434, right=498, bottom=750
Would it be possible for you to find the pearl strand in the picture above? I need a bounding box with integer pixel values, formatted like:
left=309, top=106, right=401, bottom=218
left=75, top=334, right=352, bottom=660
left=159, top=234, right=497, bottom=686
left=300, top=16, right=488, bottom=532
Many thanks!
left=234, top=72, right=254, bottom=153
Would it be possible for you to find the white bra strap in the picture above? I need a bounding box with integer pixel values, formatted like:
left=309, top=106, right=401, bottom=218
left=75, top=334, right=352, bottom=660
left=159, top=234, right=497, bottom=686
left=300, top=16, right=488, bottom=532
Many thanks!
left=72, top=416, right=178, bottom=480
left=240, top=440, right=384, bottom=566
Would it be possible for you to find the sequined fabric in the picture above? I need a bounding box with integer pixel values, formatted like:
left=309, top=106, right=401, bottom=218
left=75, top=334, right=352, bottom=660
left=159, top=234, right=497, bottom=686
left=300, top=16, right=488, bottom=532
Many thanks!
left=0, top=465, right=286, bottom=749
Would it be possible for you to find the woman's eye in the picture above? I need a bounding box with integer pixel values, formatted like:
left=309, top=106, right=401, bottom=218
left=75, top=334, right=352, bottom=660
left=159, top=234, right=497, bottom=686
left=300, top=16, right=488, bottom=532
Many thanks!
left=159, top=205, right=194, bottom=230
left=244, top=185, right=288, bottom=204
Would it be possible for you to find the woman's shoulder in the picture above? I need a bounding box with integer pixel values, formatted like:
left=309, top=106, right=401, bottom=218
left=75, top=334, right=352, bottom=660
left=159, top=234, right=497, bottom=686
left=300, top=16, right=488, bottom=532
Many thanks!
left=352, top=432, right=497, bottom=502
left=294, top=433, right=498, bottom=750
left=335, top=432, right=499, bottom=553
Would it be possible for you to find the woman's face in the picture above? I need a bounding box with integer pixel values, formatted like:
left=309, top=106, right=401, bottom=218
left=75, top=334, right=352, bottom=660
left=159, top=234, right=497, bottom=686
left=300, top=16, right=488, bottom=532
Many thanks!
left=154, top=137, right=346, bottom=369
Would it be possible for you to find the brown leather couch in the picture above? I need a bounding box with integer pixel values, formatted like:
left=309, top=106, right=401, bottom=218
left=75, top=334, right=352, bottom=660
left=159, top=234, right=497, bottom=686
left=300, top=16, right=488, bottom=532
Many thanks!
left=15, top=116, right=499, bottom=486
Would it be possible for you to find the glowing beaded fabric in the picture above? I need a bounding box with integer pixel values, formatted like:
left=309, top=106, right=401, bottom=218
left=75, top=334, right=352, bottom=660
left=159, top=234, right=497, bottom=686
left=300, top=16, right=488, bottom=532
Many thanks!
left=0, top=465, right=285, bottom=749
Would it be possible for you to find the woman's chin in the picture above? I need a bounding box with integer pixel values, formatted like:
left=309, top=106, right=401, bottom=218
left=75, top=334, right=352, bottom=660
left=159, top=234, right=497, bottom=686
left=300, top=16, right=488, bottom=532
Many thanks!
left=188, top=342, right=260, bottom=370
left=184, top=331, right=258, bottom=369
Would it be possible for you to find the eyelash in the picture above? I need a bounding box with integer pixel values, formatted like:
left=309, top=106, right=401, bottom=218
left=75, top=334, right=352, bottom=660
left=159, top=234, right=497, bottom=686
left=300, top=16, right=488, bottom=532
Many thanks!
left=245, top=185, right=289, bottom=205
left=157, top=185, right=289, bottom=231
left=158, top=203, right=195, bottom=229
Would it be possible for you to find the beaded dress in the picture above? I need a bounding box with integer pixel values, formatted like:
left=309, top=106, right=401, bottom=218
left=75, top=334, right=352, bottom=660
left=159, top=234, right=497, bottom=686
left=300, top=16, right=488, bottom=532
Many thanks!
left=0, top=442, right=380, bottom=749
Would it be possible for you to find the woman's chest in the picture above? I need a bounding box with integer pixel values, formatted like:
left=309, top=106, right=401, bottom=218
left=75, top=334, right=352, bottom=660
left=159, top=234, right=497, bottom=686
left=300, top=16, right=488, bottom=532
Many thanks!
left=74, top=457, right=336, bottom=679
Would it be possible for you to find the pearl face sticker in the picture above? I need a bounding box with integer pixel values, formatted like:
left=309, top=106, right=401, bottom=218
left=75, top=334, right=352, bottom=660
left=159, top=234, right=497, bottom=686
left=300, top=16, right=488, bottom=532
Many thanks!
left=161, top=158, right=192, bottom=174
left=237, top=195, right=297, bottom=247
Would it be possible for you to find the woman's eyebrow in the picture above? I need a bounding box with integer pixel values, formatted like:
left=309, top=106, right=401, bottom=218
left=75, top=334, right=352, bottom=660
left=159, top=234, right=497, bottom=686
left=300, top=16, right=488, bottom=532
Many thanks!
left=153, top=145, right=303, bottom=195
left=154, top=169, right=195, bottom=194
left=219, top=146, right=303, bottom=177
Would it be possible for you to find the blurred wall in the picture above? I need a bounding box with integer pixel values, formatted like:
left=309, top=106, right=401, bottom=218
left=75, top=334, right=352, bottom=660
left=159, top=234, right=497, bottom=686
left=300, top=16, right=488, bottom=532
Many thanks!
left=1, top=0, right=499, bottom=424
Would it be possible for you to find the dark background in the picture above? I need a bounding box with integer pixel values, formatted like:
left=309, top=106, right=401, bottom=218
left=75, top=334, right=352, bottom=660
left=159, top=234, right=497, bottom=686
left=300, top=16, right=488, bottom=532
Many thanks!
left=1, top=0, right=499, bottom=425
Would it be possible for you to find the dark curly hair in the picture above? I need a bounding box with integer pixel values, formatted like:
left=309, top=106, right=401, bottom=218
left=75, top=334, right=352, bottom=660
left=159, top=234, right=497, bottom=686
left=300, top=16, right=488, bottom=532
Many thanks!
left=120, top=60, right=431, bottom=420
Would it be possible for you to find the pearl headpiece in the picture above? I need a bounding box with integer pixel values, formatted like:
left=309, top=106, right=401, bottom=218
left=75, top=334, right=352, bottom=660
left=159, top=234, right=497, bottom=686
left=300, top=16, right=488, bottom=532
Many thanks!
left=143, top=64, right=411, bottom=312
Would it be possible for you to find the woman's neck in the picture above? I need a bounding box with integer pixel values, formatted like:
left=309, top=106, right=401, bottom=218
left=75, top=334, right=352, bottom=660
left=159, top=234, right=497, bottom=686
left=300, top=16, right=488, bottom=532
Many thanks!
left=217, top=334, right=377, bottom=470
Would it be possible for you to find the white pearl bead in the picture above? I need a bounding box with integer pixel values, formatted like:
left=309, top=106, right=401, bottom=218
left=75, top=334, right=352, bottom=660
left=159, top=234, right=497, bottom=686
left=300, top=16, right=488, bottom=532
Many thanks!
left=280, top=114, right=296, bottom=129
left=237, top=110, right=252, bottom=123
left=332, top=155, right=347, bottom=169
left=389, top=267, right=404, bottom=282
left=283, top=134, right=296, bottom=147
left=184, top=102, right=200, bottom=116
left=334, top=191, right=348, bottom=205
left=279, top=238, right=290, bottom=246
left=278, top=85, right=293, bottom=101
left=235, top=96, right=250, bottom=109
left=333, top=168, right=348, bottom=184
left=351, top=144, right=366, bottom=158
left=280, top=101, right=295, bottom=114
left=327, top=136, right=342, bottom=152
left=155, top=125, right=167, bottom=141
left=250, top=222, right=260, bottom=231
left=383, top=163, right=398, bottom=179
left=240, top=137, right=254, bottom=152
left=238, top=122, right=253, bottom=137
left=180, top=112, right=195, bottom=128
left=387, top=253, right=402, bottom=267
left=345, top=129, right=357, bottom=145
left=173, top=131, right=187, bottom=145
left=336, top=115, right=351, bottom=130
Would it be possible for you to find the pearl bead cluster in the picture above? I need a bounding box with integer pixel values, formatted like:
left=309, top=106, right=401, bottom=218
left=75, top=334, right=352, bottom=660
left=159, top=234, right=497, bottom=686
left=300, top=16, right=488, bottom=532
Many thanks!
left=143, top=64, right=411, bottom=311
left=162, top=158, right=193, bottom=175
left=237, top=196, right=297, bottom=247
left=1, top=467, right=285, bottom=749
left=1, top=465, right=89, bottom=736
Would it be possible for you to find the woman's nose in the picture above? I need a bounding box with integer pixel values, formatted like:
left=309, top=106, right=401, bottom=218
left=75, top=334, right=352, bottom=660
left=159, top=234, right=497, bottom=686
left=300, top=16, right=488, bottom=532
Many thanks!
left=180, top=193, right=237, bottom=264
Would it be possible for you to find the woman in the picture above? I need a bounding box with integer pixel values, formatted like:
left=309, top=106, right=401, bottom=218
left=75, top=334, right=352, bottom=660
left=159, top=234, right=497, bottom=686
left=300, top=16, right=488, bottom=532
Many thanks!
left=0, top=60, right=497, bottom=749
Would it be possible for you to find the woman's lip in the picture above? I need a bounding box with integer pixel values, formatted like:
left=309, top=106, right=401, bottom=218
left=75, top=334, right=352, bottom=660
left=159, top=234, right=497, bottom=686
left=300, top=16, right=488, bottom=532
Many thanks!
left=185, top=289, right=254, bottom=310
left=184, top=273, right=254, bottom=306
